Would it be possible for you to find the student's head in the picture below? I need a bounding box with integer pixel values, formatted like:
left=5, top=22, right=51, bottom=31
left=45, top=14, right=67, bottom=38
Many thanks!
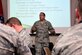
left=5, top=17, right=23, bottom=32
left=39, top=12, right=46, bottom=21
left=76, top=0, right=82, bottom=23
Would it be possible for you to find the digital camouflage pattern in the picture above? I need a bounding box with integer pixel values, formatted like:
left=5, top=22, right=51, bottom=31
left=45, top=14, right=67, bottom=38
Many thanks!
left=19, top=28, right=33, bottom=48
left=31, top=20, right=54, bottom=55
left=0, top=24, right=32, bottom=55
left=52, top=23, right=82, bottom=55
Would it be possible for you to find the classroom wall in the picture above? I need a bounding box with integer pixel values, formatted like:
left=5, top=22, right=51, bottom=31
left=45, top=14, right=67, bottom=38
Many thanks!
left=1, top=0, right=8, bottom=22
left=1, top=0, right=78, bottom=25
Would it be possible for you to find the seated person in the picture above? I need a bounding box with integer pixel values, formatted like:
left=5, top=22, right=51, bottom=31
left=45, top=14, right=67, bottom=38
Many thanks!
left=52, top=0, right=82, bottom=55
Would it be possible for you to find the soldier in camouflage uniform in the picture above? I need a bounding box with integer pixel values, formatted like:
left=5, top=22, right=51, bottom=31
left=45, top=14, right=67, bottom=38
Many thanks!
left=52, top=0, right=82, bottom=55
left=31, top=12, right=55, bottom=55
left=19, top=28, right=33, bottom=48
left=6, top=17, right=32, bottom=48
left=0, top=23, right=32, bottom=55
left=5, top=17, right=32, bottom=55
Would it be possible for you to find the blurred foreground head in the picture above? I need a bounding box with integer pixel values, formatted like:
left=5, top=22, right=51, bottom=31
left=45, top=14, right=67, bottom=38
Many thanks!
left=6, top=17, right=23, bottom=32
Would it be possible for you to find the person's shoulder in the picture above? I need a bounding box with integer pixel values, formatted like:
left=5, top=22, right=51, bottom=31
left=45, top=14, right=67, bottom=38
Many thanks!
left=54, top=23, right=82, bottom=48
left=45, top=20, right=51, bottom=24
left=57, top=23, right=82, bottom=41
left=0, top=24, right=18, bottom=35
left=53, top=23, right=82, bottom=53
left=45, top=20, right=49, bottom=22
left=21, top=28, right=30, bottom=33
left=34, top=20, right=40, bottom=24
left=35, top=20, right=39, bottom=23
left=0, top=24, right=18, bottom=44
left=66, top=23, right=82, bottom=32
left=4, top=24, right=16, bottom=31
left=0, top=24, right=13, bottom=30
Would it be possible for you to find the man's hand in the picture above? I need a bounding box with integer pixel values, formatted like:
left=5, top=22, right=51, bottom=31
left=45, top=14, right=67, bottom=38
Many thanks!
left=31, top=27, right=36, bottom=34
left=50, top=30, right=55, bottom=35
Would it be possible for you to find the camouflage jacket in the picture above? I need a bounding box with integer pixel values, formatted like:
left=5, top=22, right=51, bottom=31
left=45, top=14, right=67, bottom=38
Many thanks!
left=52, top=23, right=82, bottom=55
left=19, top=28, right=33, bottom=47
left=0, top=24, right=32, bottom=55
left=31, top=20, right=54, bottom=43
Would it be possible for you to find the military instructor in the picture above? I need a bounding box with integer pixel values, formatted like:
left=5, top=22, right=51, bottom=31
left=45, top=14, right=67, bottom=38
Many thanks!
left=31, top=12, right=55, bottom=55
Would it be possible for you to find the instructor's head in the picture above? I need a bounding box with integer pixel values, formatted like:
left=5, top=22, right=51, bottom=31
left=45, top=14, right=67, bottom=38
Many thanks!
left=39, top=12, right=46, bottom=21
left=76, top=0, right=82, bottom=23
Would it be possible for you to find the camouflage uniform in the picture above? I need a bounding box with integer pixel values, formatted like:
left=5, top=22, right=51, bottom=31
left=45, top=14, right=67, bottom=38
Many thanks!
left=31, top=20, right=54, bottom=55
left=0, top=24, right=32, bottom=55
left=19, top=28, right=32, bottom=48
left=52, top=23, right=82, bottom=55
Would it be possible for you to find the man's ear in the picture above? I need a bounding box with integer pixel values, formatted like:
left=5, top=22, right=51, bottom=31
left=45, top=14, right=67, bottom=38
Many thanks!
left=75, top=8, right=80, bottom=19
left=11, top=24, right=15, bottom=28
left=75, top=8, right=82, bottom=23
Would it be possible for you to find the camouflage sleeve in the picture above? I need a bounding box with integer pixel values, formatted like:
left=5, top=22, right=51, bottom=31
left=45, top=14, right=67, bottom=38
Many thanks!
left=52, top=48, right=56, bottom=55
left=48, top=21, right=54, bottom=30
left=26, top=34, right=33, bottom=48
left=31, top=22, right=37, bottom=33
left=52, top=40, right=82, bottom=55
left=48, top=21, right=55, bottom=34
left=52, top=24, right=82, bottom=55
left=17, top=38, right=32, bottom=55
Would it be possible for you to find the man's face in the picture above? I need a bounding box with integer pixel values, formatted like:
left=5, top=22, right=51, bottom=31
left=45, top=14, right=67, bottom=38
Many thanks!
left=39, top=13, right=45, bottom=21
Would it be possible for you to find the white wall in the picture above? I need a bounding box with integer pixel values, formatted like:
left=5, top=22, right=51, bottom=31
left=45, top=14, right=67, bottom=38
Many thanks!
left=1, top=0, right=78, bottom=25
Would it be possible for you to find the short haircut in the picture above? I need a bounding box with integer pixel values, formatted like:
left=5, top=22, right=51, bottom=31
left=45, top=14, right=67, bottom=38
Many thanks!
left=40, top=12, right=46, bottom=16
left=78, top=0, right=82, bottom=15
left=6, top=17, right=22, bottom=25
